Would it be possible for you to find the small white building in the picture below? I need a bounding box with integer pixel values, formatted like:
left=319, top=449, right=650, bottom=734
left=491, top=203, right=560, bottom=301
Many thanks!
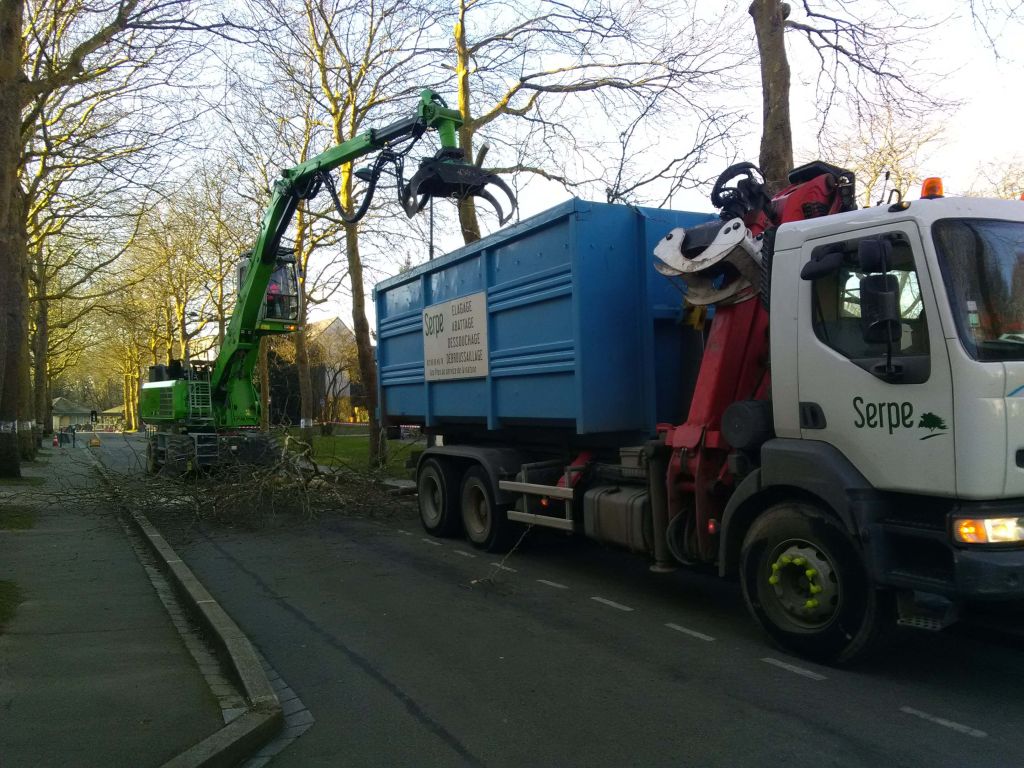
left=51, top=397, right=92, bottom=431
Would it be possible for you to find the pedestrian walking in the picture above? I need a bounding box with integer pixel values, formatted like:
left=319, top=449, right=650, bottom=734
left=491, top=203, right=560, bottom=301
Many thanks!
left=70, top=424, right=76, bottom=447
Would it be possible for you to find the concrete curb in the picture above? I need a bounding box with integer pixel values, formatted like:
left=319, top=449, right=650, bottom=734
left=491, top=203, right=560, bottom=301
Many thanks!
left=90, top=459, right=283, bottom=768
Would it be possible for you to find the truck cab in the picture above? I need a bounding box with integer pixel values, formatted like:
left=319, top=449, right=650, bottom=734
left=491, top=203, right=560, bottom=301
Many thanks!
left=760, top=197, right=1024, bottom=602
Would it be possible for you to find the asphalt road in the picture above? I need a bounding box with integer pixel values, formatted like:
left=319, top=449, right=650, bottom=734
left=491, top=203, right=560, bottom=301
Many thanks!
left=96, top=434, right=1024, bottom=767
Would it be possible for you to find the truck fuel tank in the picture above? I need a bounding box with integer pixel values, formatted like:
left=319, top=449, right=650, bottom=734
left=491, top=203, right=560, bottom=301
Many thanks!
left=583, top=485, right=653, bottom=555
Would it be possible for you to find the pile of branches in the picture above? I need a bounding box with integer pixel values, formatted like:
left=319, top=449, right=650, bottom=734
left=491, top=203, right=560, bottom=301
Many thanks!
left=114, top=433, right=404, bottom=529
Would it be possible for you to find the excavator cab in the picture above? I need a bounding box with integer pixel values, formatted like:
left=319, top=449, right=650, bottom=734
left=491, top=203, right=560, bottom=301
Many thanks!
left=238, top=247, right=300, bottom=332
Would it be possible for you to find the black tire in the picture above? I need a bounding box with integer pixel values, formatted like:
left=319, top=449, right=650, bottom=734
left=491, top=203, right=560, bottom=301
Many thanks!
left=163, top=436, right=194, bottom=477
left=740, top=503, right=893, bottom=666
left=460, top=466, right=516, bottom=552
left=417, top=458, right=461, bottom=537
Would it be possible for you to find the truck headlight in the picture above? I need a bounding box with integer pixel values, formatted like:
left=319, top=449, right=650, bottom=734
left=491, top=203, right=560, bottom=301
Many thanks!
left=954, top=517, right=1024, bottom=544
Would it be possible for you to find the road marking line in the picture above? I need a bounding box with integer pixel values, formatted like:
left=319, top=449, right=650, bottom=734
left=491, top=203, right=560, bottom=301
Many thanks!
left=537, top=579, right=568, bottom=590
left=665, top=623, right=715, bottom=642
left=421, top=538, right=442, bottom=546
left=761, top=657, right=827, bottom=680
left=591, top=596, right=634, bottom=612
left=899, top=707, right=987, bottom=738
left=490, top=562, right=517, bottom=572
left=397, top=529, right=413, bottom=536
left=453, top=550, right=476, bottom=558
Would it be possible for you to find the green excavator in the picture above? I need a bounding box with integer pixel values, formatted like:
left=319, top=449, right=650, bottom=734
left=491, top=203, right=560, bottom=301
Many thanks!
left=140, top=89, right=516, bottom=473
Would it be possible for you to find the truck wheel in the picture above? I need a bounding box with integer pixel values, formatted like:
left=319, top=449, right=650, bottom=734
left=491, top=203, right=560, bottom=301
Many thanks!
left=460, top=466, right=514, bottom=552
left=418, top=458, right=461, bottom=537
left=740, top=503, right=893, bottom=666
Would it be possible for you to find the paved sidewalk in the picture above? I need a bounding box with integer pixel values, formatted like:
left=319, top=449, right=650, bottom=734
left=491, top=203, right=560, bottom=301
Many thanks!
left=0, top=444, right=223, bottom=767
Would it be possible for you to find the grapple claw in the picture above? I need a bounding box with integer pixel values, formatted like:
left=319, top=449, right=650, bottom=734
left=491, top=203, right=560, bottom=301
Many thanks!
left=474, top=187, right=506, bottom=225
left=400, top=148, right=518, bottom=225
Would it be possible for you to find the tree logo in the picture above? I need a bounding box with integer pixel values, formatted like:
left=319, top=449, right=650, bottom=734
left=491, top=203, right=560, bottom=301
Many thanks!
left=918, top=412, right=948, bottom=440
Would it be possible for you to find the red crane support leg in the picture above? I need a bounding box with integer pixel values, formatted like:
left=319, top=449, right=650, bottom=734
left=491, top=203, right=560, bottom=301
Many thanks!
left=663, top=299, right=770, bottom=562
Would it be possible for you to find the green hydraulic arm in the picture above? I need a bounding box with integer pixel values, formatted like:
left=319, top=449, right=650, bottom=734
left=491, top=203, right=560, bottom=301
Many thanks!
left=209, top=89, right=516, bottom=429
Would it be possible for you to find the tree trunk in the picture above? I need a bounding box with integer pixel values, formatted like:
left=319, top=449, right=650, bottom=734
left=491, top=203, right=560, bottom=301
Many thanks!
left=133, top=369, right=143, bottom=431
left=749, top=0, right=793, bottom=191
left=454, top=4, right=481, bottom=244
left=0, top=1, right=25, bottom=476
left=259, top=337, right=270, bottom=432
left=19, top=332, right=36, bottom=460
left=123, top=373, right=132, bottom=431
left=344, top=224, right=383, bottom=468
left=291, top=205, right=314, bottom=442
left=295, top=325, right=314, bottom=441
left=32, top=279, right=48, bottom=433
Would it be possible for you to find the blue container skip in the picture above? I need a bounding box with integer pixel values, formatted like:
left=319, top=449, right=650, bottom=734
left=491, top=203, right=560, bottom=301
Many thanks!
left=374, top=198, right=715, bottom=442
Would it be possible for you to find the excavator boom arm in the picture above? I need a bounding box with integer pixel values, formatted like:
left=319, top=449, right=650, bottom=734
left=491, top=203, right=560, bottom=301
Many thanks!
left=208, top=90, right=464, bottom=411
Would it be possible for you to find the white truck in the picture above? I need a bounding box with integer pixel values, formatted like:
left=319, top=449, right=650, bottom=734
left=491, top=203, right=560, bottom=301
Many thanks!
left=375, top=162, right=1024, bottom=663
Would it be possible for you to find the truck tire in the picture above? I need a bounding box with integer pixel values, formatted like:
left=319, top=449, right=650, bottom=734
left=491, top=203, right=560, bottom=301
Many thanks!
left=740, top=503, right=893, bottom=666
left=460, top=466, right=515, bottom=552
left=418, top=458, right=461, bottom=537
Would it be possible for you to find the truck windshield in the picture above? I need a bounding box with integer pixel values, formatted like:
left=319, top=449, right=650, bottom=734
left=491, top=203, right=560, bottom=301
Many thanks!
left=933, top=218, right=1024, bottom=361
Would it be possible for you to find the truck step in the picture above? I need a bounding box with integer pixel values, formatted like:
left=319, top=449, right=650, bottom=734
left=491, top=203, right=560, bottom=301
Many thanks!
left=897, top=591, right=960, bottom=632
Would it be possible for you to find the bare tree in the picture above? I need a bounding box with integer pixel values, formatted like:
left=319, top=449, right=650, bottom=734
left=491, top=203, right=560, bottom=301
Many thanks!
left=748, top=0, right=950, bottom=190
left=0, top=0, right=225, bottom=476
left=970, top=159, right=1024, bottom=199
left=450, top=0, right=740, bottom=241
left=967, top=0, right=1024, bottom=53
left=236, top=0, right=441, bottom=466
left=816, top=109, right=944, bottom=207
left=604, top=90, right=742, bottom=207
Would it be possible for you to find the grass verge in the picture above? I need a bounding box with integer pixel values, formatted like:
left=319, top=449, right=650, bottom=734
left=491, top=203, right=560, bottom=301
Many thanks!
left=0, top=506, right=35, bottom=529
left=0, top=580, right=23, bottom=632
left=0, top=476, right=45, bottom=487
left=307, top=436, right=421, bottom=477
left=283, top=430, right=420, bottom=478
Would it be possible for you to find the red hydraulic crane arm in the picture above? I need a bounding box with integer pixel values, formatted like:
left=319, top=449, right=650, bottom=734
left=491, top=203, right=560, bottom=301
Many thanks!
left=654, top=162, right=856, bottom=564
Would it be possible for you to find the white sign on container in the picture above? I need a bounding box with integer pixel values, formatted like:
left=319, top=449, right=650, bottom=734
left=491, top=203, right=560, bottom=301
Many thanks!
left=423, top=291, right=489, bottom=381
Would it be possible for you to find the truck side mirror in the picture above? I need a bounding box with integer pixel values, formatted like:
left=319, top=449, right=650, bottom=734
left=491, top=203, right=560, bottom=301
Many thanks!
left=857, top=237, right=892, bottom=273
left=859, top=274, right=903, bottom=345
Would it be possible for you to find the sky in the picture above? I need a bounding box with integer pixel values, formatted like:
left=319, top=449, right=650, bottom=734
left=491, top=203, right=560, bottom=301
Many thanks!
left=308, top=0, right=1023, bottom=329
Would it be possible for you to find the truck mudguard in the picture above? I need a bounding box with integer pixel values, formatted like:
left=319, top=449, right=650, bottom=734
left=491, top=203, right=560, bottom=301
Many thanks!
left=419, top=445, right=525, bottom=505
left=718, top=439, right=874, bottom=575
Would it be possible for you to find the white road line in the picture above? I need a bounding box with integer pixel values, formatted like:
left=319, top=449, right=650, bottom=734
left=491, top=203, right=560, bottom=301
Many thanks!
left=453, top=550, right=476, bottom=558
left=899, top=707, right=988, bottom=738
left=421, top=538, right=442, bottom=546
left=590, top=596, right=634, bottom=612
left=397, top=530, right=413, bottom=536
left=761, top=657, right=827, bottom=681
left=537, top=579, right=568, bottom=590
left=490, top=562, right=517, bottom=572
left=665, top=623, right=715, bottom=642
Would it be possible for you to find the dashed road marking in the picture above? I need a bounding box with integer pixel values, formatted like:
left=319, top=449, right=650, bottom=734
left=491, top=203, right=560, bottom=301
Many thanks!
left=899, top=706, right=987, bottom=738
left=760, top=657, right=827, bottom=681
left=453, top=550, right=476, bottom=558
left=490, top=562, right=517, bottom=572
left=397, top=530, right=413, bottom=536
left=665, top=622, right=715, bottom=642
left=537, top=579, right=568, bottom=590
left=590, top=596, right=634, bottom=612
left=421, top=538, right=442, bottom=546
